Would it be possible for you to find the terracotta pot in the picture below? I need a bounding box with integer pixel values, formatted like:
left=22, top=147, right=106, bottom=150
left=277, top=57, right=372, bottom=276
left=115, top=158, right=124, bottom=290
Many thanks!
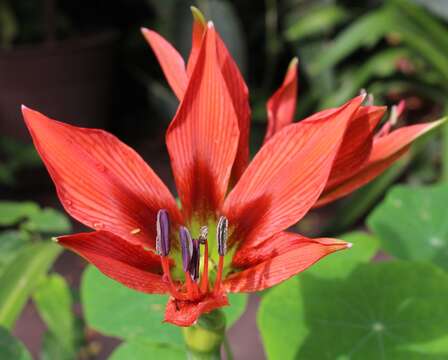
left=0, top=32, right=117, bottom=141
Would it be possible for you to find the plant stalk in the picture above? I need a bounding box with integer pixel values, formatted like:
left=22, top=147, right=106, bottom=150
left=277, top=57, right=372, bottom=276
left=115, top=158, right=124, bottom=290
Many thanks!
left=183, top=309, right=226, bottom=360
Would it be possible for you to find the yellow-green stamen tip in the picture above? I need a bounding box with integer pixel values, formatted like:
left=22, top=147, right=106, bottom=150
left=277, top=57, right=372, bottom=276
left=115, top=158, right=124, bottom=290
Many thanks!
left=190, top=6, right=206, bottom=26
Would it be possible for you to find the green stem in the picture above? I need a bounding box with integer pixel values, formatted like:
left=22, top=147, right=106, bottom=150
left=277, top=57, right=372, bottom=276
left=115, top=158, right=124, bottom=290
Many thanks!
left=183, top=309, right=226, bottom=360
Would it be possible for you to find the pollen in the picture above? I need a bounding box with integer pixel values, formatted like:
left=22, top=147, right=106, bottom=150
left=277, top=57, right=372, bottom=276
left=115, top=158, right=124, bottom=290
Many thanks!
left=130, top=228, right=141, bottom=235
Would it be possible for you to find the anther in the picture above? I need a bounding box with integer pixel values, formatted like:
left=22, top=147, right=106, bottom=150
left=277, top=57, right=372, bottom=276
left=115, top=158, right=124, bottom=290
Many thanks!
left=217, top=216, right=228, bottom=256
left=179, top=226, right=193, bottom=272
left=156, top=209, right=170, bottom=256
left=189, top=239, right=201, bottom=282
left=214, top=216, right=228, bottom=293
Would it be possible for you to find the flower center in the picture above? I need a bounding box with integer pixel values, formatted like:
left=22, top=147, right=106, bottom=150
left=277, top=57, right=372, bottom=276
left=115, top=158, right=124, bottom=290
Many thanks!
left=155, top=209, right=228, bottom=300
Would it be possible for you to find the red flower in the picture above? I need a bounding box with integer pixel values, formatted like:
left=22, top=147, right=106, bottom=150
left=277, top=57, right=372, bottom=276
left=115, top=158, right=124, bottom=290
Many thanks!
left=23, top=12, right=441, bottom=327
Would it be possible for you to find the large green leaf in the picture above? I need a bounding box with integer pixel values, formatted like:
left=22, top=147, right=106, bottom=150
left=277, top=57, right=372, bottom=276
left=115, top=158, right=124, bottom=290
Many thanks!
left=0, top=327, right=31, bottom=360
left=81, top=265, right=183, bottom=347
left=368, top=184, right=448, bottom=269
left=258, top=261, right=448, bottom=360
left=305, top=231, right=379, bottom=279
left=40, top=331, right=75, bottom=360
left=33, top=274, right=76, bottom=356
left=82, top=266, right=248, bottom=345
left=0, top=201, right=39, bottom=226
left=109, top=340, right=185, bottom=360
left=0, top=243, right=61, bottom=329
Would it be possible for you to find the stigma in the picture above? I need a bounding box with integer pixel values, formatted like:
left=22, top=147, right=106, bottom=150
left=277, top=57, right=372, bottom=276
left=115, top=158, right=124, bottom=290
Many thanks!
left=155, top=209, right=229, bottom=300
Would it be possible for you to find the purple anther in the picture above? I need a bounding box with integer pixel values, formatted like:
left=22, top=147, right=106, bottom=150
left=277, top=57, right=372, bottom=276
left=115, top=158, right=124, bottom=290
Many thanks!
left=156, top=209, right=170, bottom=256
left=189, top=239, right=201, bottom=281
left=217, top=216, right=228, bottom=256
left=179, top=226, right=193, bottom=272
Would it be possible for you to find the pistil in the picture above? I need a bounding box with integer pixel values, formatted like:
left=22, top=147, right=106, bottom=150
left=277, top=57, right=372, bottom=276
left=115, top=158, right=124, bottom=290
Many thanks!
left=199, top=226, right=209, bottom=292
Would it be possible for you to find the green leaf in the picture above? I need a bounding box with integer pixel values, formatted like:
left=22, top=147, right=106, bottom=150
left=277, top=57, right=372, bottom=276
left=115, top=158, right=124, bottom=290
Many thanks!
left=22, top=208, right=72, bottom=233
left=0, top=1, right=18, bottom=48
left=0, top=327, right=32, bottom=360
left=309, top=8, right=394, bottom=75
left=0, top=201, right=39, bottom=226
left=223, top=293, right=248, bottom=329
left=258, top=261, right=448, bottom=360
left=0, top=243, right=61, bottom=329
left=285, top=4, right=349, bottom=41
left=319, top=48, right=410, bottom=108
left=81, top=265, right=183, bottom=347
left=33, top=274, right=76, bottom=355
left=82, top=265, right=247, bottom=343
left=41, top=331, right=75, bottom=360
left=0, top=230, right=30, bottom=272
left=109, top=340, right=184, bottom=360
left=305, top=231, right=379, bottom=279
left=368, top=184, right=448, bottom=269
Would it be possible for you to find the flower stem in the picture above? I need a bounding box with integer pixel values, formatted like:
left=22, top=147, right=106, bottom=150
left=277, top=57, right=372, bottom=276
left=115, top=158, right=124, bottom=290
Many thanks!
left=183, top=309, right=226, bottom=360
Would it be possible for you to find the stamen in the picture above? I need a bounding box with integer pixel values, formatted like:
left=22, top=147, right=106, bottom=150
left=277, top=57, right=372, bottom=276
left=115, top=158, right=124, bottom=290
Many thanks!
left=217, top=216, right=228, bottom=256
left=199, top=226, right=209, bottom=292
left=179, top=226, right=193, bottom=272
left=179, top=227, right=200, bottom=298
left=214, top=216, right=228, bottom=293
left=189, top=239, right=201, bottom=282
left=161, top=257, right=183, bottom=299
left=130, top=228, right=141, bottom=235
left=156, top=209, right=170, bottom=256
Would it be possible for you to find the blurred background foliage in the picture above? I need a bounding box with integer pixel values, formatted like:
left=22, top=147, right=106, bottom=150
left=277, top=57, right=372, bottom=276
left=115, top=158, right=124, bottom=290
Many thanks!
left=1, top=0, right=448, bottom=359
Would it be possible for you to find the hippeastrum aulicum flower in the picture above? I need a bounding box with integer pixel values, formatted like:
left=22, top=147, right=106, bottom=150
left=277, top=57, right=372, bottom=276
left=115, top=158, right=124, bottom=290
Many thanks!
left=22, top=8, right=443, bottom=327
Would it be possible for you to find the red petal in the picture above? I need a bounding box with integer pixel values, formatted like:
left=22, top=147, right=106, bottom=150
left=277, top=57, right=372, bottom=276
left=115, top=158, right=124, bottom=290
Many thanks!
left=164, top=292, right=228, bottom=326
left=324, top=106, right=386, bottom=190
left=216, top=33, right=251, bottom=183
left=141, top=28, right=188, bottom=100
left=316, top=119, right=444, bottom=206
left=58, top=231, right=168, bottom=294
left=264, top=58, right=298, bottom=142
left=166, top=26, right=240, bottom=220
left=224, top=232, right=350, bottom=292
left=22, top=106, right=181, bottom=247
left=223, top=96, right=363, bottom=248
